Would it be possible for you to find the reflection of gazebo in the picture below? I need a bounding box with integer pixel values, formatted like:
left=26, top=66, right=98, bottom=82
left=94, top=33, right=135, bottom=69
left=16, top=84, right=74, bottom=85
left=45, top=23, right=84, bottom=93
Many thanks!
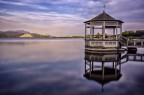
left=84, top=11, right=124, bottom=52
left=84, top=52, right=122, bottom=91
left=84, top=67, right=122, bottom=91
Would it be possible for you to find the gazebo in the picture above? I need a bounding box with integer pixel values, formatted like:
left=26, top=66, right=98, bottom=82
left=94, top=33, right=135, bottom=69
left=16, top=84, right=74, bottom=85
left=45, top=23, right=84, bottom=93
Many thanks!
left=84, top=11, right=124, bottom=52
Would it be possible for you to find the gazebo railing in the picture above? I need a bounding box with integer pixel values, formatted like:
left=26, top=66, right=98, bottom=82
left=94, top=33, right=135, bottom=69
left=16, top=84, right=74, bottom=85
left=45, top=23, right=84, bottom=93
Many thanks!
left=85, top=39, right=119, bottom=48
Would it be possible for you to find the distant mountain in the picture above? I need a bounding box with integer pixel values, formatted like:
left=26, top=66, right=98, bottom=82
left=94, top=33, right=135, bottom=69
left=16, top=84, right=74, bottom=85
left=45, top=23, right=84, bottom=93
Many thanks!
left=0, top=30, right=30, bottom=36
left=0, top=30, right=53, bottom=38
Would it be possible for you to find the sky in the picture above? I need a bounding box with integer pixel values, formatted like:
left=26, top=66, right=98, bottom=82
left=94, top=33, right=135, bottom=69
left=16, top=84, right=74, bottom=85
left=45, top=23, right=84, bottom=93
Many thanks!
left=0, top=0, right=144, bottom=36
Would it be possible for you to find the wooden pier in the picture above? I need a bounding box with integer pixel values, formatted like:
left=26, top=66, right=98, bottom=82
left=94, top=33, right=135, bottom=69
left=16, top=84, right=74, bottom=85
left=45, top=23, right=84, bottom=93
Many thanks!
left=127, top=53, right=144, bottom=62
left=120, top=53, right=144, bottom=63
left=119, top=35, right=144, bottom=48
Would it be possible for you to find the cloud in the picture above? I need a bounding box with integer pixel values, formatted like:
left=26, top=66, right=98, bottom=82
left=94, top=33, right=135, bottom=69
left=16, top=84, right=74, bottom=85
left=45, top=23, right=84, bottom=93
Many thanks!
left=0, top=0, right=48, bottom=10
left=106, top=0, right=144, bottom=22
left=123, top=22, right=144, bottom=31
left=0, top=9, right=85, bottom=35
left=0, top=9, right=85, bottom=25
left=107, top=0, right=121, bottom=6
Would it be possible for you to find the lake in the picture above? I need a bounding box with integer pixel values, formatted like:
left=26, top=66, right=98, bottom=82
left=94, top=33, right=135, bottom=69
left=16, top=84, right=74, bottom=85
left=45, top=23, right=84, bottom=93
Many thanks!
left=0, top=39, right=144, bottom=95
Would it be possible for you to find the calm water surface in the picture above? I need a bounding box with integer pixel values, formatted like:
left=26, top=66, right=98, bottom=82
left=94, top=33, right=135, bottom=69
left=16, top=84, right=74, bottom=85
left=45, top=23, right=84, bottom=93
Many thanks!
left=0, top=39, right=144, bottom=95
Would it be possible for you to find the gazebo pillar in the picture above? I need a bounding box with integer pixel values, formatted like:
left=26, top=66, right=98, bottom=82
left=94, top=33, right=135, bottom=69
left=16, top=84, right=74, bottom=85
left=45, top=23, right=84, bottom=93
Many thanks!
left=113, top=28, right=115, bottom=39
left=120, top=26, right=122, bottom=35
left=92, top=26, right=94, bottom=39
left=116, top=22, right=118, bottom=40
left=120, top=25, right=122, bottom=40
left=102, top=21, right=106, bottom=40
left=90, top=24, right=92, bottom=39
left=116, top=28, right=118, bottom=40
left=85, top=23, right=87, bottom=40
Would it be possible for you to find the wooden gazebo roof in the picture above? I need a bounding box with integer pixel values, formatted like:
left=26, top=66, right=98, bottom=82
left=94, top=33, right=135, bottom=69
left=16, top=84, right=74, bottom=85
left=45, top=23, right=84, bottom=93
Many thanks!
left=84, top=11, right=124, bottom=23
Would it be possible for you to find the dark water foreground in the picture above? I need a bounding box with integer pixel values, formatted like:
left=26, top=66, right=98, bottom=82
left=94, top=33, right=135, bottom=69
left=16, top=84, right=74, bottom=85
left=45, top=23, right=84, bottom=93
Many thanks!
left=0, top=39, right=144, bottom=95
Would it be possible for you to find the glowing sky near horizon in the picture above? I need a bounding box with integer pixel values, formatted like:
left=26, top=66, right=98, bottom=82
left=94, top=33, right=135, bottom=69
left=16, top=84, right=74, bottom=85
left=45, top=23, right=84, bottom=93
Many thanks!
left=0, top=0, right=144, bottom=36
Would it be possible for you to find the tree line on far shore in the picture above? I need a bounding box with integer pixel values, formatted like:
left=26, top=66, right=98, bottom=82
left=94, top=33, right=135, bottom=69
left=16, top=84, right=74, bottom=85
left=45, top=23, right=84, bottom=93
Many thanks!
left=0, top=30, right=144, bottom=38
left=56, top=29, right=144, bottom=38
left=122, top=30, right=144, bottom=39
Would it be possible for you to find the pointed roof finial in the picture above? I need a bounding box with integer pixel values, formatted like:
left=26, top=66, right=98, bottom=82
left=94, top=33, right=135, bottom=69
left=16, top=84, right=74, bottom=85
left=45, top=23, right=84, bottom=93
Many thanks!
left=103, top=5, right=105, bottom=12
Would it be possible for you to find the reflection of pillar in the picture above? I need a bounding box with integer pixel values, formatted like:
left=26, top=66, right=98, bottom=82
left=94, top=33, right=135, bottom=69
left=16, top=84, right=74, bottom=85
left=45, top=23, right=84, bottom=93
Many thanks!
left=113, top=62, right=114, bottom=68
left=115, top=62, right=117, bottom=78
left=102, top=84, right=104, bottom=92
left=134, top=56, right=136, bottom=61
left=119, top=61, right=121, bottom=72
left=90, top=61, right=91, bottom=77
left=126, top=54, right=129, bottom=61
left=92, top=61, right=94, bottom=71
left=85, top=59, right=86, bottom=73
left=102, top=62, right=104, bottom=80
